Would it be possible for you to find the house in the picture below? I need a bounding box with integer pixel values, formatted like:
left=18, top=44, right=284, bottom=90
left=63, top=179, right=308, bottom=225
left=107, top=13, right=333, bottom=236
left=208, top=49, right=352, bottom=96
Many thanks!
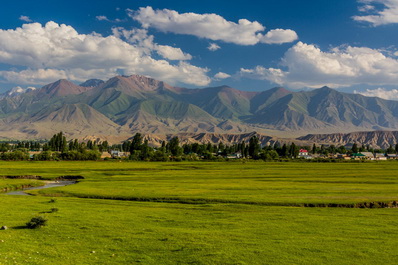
left=110, top=150, right=128, bottom=158
left=227, top=152, right=242, bottom=159
left=360, top=152, right=375, bottom=160
left=298, top=149, right=309, bottom=157
left=386, top=154, right=398, bottom=160
left=374, top=153, right=387, bottom=160
left=351, top=153, right=366, bottom=159
left=337, top=154, right=351, bottom=160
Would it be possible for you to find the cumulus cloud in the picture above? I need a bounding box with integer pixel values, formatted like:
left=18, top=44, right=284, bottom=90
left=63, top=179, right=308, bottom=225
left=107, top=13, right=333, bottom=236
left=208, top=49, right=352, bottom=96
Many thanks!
left=129, top=6, right=298, bottom=45
left=260, top=29, right=298, bottom=44
left=208, top=43, right=221, bottom=51
left=239, top=41, right=398, bottom=89
left=353, top=0, right=398, bottom=26
left=354, top=87, right=398, bottom=100
left=156, top=45, right=192, bottom=60
left=214, top=72, right=231, bottom=80
left=19, top=15, right=32, bottom=22
left=0, top=22, right=210, bottom=86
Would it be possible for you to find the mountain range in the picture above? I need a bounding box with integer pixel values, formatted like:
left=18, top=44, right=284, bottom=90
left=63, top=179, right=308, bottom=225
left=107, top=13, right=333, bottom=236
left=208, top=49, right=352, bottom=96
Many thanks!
left=1, top=74, right=398, bottom=145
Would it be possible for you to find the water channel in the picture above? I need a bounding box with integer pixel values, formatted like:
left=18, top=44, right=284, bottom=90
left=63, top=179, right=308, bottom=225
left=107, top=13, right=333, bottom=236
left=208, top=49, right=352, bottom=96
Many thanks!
left=6, top=181, right=76, bottom=195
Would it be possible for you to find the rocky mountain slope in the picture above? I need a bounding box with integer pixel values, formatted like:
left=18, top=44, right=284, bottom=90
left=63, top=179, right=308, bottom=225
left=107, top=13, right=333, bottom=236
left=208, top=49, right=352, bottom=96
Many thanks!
left=1, top=74, right=398, bottom=143
left=298, top=131, right=398, bottom=149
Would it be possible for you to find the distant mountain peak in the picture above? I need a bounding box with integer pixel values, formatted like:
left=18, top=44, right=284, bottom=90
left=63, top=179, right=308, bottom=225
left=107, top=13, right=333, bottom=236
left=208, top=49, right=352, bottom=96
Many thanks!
left=79, top=79, right=104, bottom=88
left=268, top=87, right=291, bottom=94
left=318, top=86, right=334, bottom=91
left=37, top=79, right=92, bottom=97
left=101, top=75, right=174, bottom=95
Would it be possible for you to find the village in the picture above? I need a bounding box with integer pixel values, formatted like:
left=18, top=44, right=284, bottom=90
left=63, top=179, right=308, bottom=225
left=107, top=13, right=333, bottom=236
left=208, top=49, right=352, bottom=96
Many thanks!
left=2, top=133, right=398, bottom=162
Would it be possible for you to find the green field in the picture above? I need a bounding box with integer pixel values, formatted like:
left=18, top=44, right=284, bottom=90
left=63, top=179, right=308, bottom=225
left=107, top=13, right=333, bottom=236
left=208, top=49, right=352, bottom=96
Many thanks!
left=1, top=161, right=398, bottom=264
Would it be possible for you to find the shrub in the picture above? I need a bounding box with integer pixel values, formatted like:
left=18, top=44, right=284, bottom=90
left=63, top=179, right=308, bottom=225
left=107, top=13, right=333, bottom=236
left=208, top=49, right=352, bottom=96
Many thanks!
left=26, top=216, right=47, bottom=229
left=50, top=208, right=59, bottom=213
left=1, top=150, right=29, bottom=161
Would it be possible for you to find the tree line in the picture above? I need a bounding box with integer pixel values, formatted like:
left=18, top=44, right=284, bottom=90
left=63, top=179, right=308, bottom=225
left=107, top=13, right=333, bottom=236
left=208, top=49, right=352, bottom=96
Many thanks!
left=0, top=132, right=397, bottom=161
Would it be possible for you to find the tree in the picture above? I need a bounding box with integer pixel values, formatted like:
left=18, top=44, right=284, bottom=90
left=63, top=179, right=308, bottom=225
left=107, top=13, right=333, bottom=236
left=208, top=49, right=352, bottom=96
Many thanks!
left=289, top=143, right=299, bottom=158
left=248, top=136, right=260, bottom=159
left=48, top=132, right=67, bottom=152
left=168, top=137, right=182, bottom=157
left=329, top=145, right=336, bottom=154
left=312, top=144, right=317, bottom=154
left=386, top=145, right=395, bottom=154
left=352, top=143, right=358, bottom=153
left=87, top=140, right=93, bottom=150
left=260, top=150, right=279, bottom=161
left=99, top=141, right=109, bottom=152
left=140, top=139, right=151, bottom=160
left=280, top=144, right=288, bottom=158
left=130, top=133, right=143, bottom=154
left=337, top=145, right=346, bottom=154
left=359, top=145, right=366, bottom=152
left=239, top=141, right=245, bottom=157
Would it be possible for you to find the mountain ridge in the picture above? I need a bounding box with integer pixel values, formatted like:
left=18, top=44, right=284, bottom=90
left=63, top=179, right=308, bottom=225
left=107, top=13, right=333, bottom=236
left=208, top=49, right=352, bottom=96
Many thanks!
left=1, top=74, right=398, bottom=143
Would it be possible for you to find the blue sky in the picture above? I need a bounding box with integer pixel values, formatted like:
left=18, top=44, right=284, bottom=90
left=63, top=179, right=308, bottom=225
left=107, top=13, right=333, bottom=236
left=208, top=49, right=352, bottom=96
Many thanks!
left=1, top=0, right=398, bottom=99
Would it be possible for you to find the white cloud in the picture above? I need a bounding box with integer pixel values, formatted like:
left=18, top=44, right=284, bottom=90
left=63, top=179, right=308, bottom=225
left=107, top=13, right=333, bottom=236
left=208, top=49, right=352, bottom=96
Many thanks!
left=7, top=86, right=36, bottom=96
left=156, top=45, right=192, bottom=60
left=359, top=4, right=375, bottom=12
left=96, top=16, right=109, bottom=21
left=354, top=87, right=398, bottom=100
left=111, top=27, right=192, bottom=61
left=260, top=29, right=298, bottom=44
left=19, top=16, right=32, bottom=22
left=129, top=6, right=298, bottom=45
left=0, top=69, right=68, bottom=84
left=239, top=41, right=398, bottom=89
left=239, top=66, right=286, bottom=85
left=0, top=22, right=210, bottom=86
left=353, top=0, right=398, bottom=26
left=208, top=43, right=221, bottom=51
left=214, top=72, right=231, bottom=80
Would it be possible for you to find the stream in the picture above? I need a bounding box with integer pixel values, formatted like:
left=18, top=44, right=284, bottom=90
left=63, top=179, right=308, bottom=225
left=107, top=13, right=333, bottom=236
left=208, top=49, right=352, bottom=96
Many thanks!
left=6, top=181, right=77, bottom=195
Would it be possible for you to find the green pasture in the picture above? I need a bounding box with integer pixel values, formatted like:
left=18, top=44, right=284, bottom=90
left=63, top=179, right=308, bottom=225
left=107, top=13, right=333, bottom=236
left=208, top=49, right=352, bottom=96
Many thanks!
left=0, top=179, right=43, bottom=192
left=11, top=161, right=398, bottom=205
left=1, top=161, right=398, bottom=264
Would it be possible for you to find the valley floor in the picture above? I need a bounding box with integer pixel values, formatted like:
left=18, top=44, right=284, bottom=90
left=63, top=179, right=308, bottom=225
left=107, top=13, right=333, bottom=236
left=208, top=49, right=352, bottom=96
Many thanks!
left=1, top=161, right=398, bottom=264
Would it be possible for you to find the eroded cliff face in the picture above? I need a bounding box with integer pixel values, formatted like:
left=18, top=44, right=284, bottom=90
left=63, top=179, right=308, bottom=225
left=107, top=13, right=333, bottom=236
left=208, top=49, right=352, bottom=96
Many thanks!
left=298, top=131, right=398, bottom=149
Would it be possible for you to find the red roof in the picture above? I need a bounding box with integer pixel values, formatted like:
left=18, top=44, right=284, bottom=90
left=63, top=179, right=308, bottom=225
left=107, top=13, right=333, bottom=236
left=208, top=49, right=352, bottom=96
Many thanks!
left=299, top=149, right=308, bottom=152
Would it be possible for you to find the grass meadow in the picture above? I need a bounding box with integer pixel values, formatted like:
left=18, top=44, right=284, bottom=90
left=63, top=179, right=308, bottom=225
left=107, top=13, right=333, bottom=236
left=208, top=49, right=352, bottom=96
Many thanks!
left=1, top=161, right=398, bottom=264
